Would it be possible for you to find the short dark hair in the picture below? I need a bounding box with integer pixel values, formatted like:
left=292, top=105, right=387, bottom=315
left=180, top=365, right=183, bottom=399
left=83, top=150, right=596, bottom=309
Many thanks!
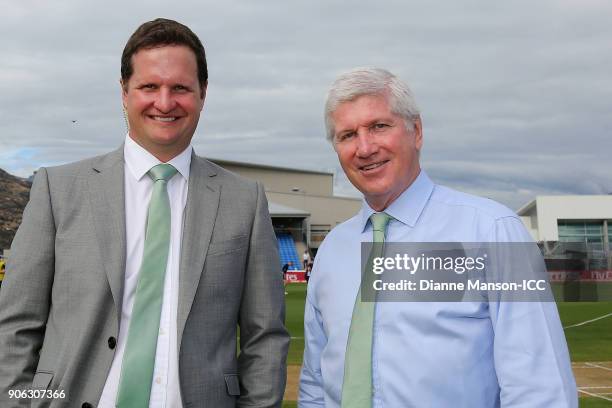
left=121, top=18, right=208, bottom=89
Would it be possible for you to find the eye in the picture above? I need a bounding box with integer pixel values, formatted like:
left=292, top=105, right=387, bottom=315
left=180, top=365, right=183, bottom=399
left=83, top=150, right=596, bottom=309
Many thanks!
left=173, top=85, right=188, bottom=92
left=139, top=84, right=157, bottom=90
left=336, top=131, right=356, bottom=142
left=371, top=123, right=389, bottom=131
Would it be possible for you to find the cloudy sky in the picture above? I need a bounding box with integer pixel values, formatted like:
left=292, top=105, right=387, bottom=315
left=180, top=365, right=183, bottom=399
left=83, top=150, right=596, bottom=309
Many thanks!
left=1, top=0, right=610, bottom=209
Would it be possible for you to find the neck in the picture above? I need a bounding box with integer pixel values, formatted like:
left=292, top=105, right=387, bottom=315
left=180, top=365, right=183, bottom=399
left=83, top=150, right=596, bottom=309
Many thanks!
left=128, top=134, right=188, bottom=163
left=365, top=168, right=421, bottom=211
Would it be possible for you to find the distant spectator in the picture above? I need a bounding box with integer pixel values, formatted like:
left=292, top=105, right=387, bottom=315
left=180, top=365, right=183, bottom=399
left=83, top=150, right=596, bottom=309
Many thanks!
left=282, top=261, right=293, bottom=279
left=282, top=262, right=293, bottom=295
left=305, top=261, right=313, bottom=283
left=303, top=250, right=310, bottom=269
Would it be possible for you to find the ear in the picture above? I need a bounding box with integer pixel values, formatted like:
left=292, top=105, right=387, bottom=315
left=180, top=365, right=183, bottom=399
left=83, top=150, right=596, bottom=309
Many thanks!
left=413, top=116, right=423, bottom=150
left=200, top=80, right=208, bottom=99
left=120, top=79, right=128, bottom=108
left=198, top=80, right=208, bottom=111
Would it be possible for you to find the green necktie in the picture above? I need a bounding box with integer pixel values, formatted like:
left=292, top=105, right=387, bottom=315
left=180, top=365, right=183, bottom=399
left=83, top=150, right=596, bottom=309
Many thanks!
left=116, top=163, right=177, bottom=408
left=341, top=212, right=392, bottom=408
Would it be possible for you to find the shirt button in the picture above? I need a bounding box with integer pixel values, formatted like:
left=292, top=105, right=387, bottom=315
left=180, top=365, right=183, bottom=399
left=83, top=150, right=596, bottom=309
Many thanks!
left=159, top=328, right=165, bottom=335
left=155, top=377, right=162, bottom=384
left=107, top=337, right=117, bottom=349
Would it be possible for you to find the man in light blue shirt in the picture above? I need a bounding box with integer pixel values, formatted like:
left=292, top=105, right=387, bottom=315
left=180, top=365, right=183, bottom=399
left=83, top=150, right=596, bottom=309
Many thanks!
left=299, top=67, right=577, bottom=407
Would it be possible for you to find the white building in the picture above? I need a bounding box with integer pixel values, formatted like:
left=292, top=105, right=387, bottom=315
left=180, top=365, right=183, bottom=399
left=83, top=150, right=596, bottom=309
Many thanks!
left=518, top=195, right=612, bottom=242
left=209, top=159, right=362, bottom=260
left=518, top=195, right=612, bottom=269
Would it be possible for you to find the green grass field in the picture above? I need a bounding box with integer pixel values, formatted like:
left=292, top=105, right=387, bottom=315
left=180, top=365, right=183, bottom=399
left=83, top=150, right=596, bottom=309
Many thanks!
left=558, top=301, right=612, bottom=362
left=283, top=283, right=612, bottom=406
left=285, top=283, right=308, bottom=365
left=579, top=399, right=612, bottom=408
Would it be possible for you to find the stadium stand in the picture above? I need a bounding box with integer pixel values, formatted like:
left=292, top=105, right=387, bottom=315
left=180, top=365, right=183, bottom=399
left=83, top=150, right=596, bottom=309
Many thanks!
left=277, top=233, right=301, bottom=270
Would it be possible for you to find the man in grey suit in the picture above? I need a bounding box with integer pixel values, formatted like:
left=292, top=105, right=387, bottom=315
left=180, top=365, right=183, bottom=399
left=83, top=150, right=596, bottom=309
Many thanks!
left=0, top=18, right=289, bottom=408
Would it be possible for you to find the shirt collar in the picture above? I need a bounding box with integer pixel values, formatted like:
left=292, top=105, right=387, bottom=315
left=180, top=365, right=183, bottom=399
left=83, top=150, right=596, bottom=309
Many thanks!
left=124, top=134, right=192, bottom=182
left=359, top=170, right=435, bottom=232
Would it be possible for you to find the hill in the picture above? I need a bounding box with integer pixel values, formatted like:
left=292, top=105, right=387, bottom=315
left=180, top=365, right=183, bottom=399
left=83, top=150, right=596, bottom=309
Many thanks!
left=0, top=168, right=31, bottom=250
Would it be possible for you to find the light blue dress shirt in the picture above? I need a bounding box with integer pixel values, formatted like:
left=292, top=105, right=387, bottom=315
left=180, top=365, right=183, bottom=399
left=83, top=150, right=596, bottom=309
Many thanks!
left=299, top=171, right=577, bottom=407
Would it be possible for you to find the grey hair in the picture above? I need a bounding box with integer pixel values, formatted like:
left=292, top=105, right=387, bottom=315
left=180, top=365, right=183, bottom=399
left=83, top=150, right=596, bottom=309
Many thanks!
left=324, top=67, right=420, bottom=142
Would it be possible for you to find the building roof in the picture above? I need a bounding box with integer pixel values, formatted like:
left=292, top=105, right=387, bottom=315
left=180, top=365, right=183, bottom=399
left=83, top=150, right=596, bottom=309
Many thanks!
left=517, top=195, right=612, bottom=216
left=517, top=199, right=536, bottom=216
left=268, top=201, right=310, bottom=218
left=208, top=158, right=333, bottom=176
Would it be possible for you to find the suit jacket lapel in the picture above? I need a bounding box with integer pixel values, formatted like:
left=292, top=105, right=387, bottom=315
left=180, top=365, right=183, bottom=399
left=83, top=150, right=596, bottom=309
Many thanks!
left=177, top=154, right=220, bottom=346
left=87, top=147, right=127, bottom=325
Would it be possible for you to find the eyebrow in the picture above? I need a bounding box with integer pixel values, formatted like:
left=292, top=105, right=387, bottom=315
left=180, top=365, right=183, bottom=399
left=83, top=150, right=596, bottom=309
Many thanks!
left=336, top=117, right=396, bottom=133
left=132, top=80, right=196, bottom=89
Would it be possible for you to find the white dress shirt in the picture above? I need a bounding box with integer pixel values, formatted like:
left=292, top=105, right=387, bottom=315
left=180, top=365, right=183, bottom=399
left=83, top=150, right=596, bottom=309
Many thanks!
left=300, top=171, right=577, bottom=407
left=98, top=135, right=191, bottom=408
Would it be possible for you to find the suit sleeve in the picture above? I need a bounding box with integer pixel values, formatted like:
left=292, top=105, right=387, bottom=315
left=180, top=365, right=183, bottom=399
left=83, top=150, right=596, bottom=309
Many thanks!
left=237, top=182, right=290, bottom=408
left=0, top=168, right=56, bottom=406
left=488, top=216, right=578, bottom=407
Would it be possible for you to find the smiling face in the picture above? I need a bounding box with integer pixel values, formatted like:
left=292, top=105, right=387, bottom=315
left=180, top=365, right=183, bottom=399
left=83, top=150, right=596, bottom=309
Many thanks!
left=332, top=93, right=423, bottom=211
left=121, top=45, right=206, bottom=162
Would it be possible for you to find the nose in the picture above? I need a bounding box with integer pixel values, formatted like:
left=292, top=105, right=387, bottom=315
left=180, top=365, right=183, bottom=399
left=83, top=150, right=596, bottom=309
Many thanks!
left=154, top=87, right=176, bottom=113
left=355, top=129, right=378, bottom=158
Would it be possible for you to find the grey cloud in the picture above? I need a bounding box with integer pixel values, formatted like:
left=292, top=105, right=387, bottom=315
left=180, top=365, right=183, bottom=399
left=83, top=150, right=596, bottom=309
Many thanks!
left=1, top=0, right=610, bottom=211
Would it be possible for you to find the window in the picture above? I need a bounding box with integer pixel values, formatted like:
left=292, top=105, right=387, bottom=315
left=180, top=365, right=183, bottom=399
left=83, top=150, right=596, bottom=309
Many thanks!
left=558, top=220, right=606, bottom=269
left=558, top=221, right=603, bottom=249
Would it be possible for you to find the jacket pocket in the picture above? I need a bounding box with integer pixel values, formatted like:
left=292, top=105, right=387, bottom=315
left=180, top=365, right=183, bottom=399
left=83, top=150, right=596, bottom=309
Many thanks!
left=224, top=374, right=241, bottom=396
left=32, top=370, right=54, bottom=390
left=208, top=235, right=248, bottom=256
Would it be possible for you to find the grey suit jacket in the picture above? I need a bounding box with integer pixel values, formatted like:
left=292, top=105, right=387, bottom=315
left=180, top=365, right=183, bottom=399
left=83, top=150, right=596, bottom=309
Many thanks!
left=0, top=147, right=289, bottom=407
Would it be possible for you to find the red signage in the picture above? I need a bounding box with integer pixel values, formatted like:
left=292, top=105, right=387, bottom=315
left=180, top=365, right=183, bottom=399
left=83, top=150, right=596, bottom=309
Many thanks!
left=285, top=271, right=306, bottom=283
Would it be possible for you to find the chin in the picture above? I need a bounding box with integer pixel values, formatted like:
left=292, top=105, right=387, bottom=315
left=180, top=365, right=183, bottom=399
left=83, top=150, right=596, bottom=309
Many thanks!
left=360, top=182, right=390, bottom=194
left=150, top=134, right=183, bottom=145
